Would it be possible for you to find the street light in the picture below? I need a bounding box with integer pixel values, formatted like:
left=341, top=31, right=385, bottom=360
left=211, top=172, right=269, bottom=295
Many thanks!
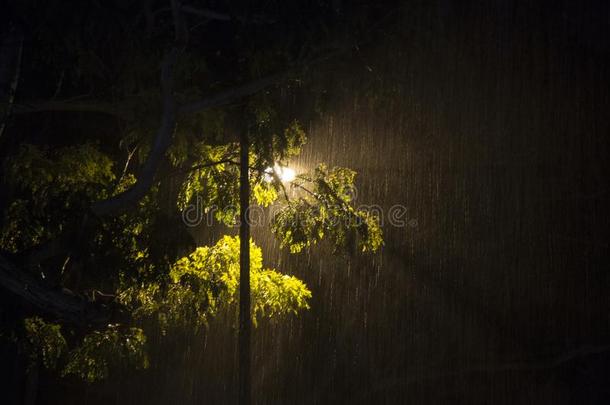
left=264, top=164, right=296, bottom=182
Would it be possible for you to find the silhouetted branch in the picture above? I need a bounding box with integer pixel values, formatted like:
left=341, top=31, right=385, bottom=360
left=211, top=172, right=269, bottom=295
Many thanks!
left=178, top=72, right=285, bottom=115
left=0, top=254, right=111, bottom=326
left=91, top=48, right=179, bottom=216
left=169, top=157, right=237, bottom=176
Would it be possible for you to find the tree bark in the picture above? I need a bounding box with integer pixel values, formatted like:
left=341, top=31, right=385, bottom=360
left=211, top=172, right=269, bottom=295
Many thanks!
left=0, top=255, right=110, bottom=326
left=91, top=48, right=179, bottom=217
left=238, top=132, right=251, bottom=405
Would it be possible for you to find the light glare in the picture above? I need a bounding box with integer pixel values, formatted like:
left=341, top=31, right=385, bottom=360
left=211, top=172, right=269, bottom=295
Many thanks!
left=278, top=167, right=296, bottom=182
left=264, top=165, right=296, bottom=182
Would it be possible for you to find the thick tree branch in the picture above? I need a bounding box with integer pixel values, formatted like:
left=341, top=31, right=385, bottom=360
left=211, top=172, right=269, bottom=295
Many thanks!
left=91, top=48, right=179, bottom=216
left=179, top=45, right=349, bottom=116
left=0, top=254, right=110, bottom=326
left=91, top=49, right=291, bottom=216
left=178, top=72, right=285, bottom=115
left=90, top=71, right=287, bottom=216
left=10, top=77, right=278, bottom=119
left=20, top=238, right=66, bottom=271
left=13, top=71, right=299, bottom=217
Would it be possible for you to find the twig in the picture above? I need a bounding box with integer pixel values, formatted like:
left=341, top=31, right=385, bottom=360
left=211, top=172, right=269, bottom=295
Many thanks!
left=170, top=157, right=237, bottom=177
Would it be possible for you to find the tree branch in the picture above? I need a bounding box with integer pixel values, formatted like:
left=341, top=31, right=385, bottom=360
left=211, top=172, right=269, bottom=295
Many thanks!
left=179, top=46, right=350, bottom=116
left=178, top=72, right=285, bottom=115
left=16, top=49, right=339, bottom=218
left=91, top=61, right=290, bottom=216
left=0, top=254, right=110, bottom=326
left=91, top=48, right=179, bottom=216
left=169, top=157, right=237, bottom=177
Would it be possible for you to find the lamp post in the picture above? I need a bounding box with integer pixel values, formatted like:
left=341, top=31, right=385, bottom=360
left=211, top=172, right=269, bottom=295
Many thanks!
left=239, top=151, right=295, bottom=405
left=238, top=132, right=251, bottom=405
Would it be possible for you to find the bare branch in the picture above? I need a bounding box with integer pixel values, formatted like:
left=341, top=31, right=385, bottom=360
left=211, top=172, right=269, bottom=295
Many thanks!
left=115, top=143, right=139, bottom=187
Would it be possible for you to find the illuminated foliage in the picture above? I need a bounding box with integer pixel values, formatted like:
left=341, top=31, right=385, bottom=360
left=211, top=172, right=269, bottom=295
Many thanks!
left=252, top=182, right=278, bottom=207
left=1, top=144, right=117, bottom=252
left=250, top=116, right=308, bottom=172
left=24, top=318, right=148, bottom=382
left=0, top=126, right=380, bottom=383
left=62, top=325, right=148, bottom=382
left=0, top=0, right=387, bottom=387
left=5, top=143, right=115, bottom=197
left=24, top=317, right=67, bottom=370
left=175, top=119, right=306, bottom=224
left=177, top=143, right=240, bottom=225
left=272, top=164, right=383, bottom=253
left=119, top=236, right=311, bottom=332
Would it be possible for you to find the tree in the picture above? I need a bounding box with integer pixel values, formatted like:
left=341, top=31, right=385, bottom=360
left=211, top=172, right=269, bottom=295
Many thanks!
left=0, top=0, right=385, bottom=402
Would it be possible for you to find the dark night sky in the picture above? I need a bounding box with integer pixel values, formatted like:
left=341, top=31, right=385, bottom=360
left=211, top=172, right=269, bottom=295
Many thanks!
left=2, top=1, right=610, bottom=404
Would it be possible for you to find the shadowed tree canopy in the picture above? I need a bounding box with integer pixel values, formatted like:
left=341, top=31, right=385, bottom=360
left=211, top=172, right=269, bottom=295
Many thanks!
left=0, top=0, right=387, bottom=382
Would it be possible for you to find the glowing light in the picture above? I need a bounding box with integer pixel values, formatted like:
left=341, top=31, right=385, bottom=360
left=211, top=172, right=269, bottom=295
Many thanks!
left=264, top=164, right=296, bottom=182
left=278, top=166, right=296, bottom=182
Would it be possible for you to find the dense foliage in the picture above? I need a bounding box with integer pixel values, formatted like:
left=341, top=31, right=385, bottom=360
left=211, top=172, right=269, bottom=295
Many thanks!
left=0, top=0, right=384, bottom=382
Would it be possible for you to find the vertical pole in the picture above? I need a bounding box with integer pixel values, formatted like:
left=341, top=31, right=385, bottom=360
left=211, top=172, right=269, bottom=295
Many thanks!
left=238, top=132, right=251, bottom=405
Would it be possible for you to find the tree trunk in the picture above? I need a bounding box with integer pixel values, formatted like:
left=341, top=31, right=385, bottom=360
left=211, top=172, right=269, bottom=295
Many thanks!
left=238, top=132, right=251, bottom=405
